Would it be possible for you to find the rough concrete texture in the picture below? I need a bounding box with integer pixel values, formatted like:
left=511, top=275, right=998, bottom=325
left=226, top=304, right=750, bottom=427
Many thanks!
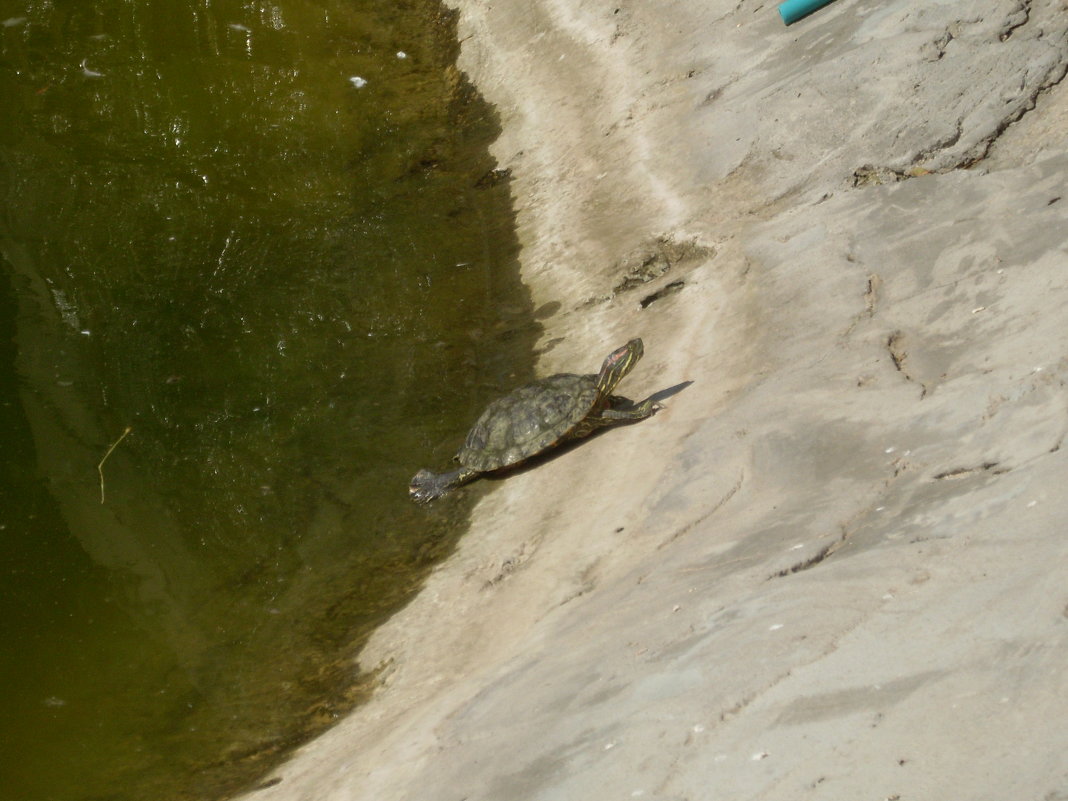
left=240, top=1, right=1068, bottom=799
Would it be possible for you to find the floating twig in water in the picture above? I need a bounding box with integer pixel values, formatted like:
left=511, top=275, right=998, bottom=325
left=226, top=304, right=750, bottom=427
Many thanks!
left=98, top=426, right=132, bottom=504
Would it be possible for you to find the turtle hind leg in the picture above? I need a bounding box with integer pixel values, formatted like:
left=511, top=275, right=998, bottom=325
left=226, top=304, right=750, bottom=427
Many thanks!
left=409, top=466, right=480, bottom=503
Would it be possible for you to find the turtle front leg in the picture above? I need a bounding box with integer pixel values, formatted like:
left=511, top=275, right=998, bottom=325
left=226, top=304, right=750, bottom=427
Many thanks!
left=409, top=465, right=481, bottom=503
left=571, top=396, right=660, bottom=438
left=600, top=395, right=660, bottom=422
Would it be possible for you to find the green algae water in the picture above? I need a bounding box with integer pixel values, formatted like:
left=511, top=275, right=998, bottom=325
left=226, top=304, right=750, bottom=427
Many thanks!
left=0, top=1, right=535, bottom=799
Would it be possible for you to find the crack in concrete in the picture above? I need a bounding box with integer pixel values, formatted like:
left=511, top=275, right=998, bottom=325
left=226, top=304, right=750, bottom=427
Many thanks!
left=998, top=0, right=1032, bottom=42
left=887, top=331, right=928, bottom=399
left=656, top=471, right=744, bottom=551
left=768, top=529, right=847, bottom=578
left=839, top=273, right=882, bottom=338
left=959, top=54, right=1068, bottom=169
left=932, top=462, right=1005, bottom=480
left=639, top=279, right=685, bottom=309
left=853, top=19, right=1068, bottom=183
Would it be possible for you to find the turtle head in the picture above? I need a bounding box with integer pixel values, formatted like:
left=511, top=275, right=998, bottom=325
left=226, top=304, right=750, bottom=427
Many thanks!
left=595, top=338, right=644, bottom=395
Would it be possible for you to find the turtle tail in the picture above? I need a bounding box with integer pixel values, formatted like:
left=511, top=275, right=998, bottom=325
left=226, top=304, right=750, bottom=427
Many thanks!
left=408, top=466, right=478, bottom=503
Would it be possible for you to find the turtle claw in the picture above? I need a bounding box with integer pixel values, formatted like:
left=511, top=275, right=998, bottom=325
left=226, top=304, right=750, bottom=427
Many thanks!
left=409, top=469, right=447, bottom=503
left=409, top=466, right=474, bottom=503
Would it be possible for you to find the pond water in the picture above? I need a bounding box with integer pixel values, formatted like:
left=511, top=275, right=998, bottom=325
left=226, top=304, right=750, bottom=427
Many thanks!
left=0, top=1, right=536, bottom=799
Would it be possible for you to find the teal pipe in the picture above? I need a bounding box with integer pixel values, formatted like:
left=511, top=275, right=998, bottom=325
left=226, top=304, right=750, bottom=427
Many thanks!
left=778, top=0, right=838, bottom=25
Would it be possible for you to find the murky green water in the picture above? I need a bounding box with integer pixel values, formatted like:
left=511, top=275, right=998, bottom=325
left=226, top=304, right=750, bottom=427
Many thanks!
left=0, top=2, right=536, bottom=799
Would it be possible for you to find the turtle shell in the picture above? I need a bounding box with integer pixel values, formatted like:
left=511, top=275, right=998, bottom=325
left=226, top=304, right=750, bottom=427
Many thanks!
left=457, top=373, right=600, bottom=471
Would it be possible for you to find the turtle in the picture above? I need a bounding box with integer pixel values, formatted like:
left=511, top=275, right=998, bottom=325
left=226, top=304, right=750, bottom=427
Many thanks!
left=409, top=337, right=658, bottom=502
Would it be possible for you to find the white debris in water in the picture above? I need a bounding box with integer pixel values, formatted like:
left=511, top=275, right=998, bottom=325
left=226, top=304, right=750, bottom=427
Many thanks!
left=51, top=289, right=81, bottom=329
left=229, top=23, right=251, bottom=31
left=396, top=51, right=407, bottom=59
left=80, top=58, right=104, bottom=78
left=349, top=76, right=367, bottom=88
left=3, top=16, right=27, bottom=27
